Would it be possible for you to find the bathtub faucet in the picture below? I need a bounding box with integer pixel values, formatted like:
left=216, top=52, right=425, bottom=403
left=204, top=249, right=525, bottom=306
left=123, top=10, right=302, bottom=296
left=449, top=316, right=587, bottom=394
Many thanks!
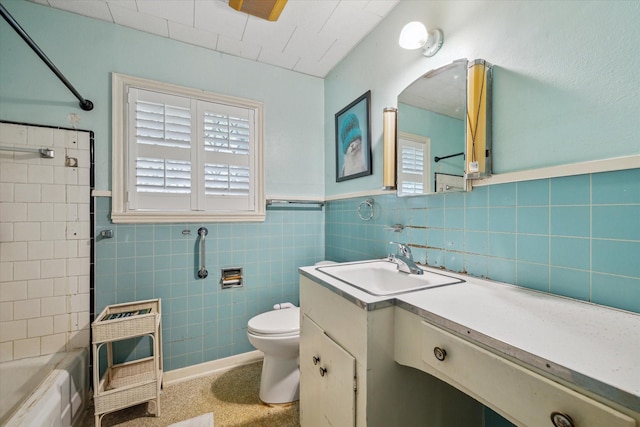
left=388, top=242, right=423, bottom=275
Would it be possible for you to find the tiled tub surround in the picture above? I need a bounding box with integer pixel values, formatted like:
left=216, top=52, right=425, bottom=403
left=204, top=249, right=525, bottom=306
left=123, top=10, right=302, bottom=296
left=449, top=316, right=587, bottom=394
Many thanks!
left=94, top=198, right=324, bottom=371
left=0, top=123, right=91, bottom=362
left=326, top=168, right=640, bottom=314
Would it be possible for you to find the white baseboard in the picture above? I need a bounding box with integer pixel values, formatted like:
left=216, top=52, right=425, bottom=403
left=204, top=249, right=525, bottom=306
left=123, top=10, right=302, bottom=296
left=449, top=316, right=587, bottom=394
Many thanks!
left=163, top=350, right=263, bottom=386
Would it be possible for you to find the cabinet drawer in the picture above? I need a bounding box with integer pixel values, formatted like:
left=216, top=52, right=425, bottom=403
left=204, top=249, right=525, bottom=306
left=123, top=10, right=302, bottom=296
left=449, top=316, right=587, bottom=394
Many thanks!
left=420, top=321, right=635, bottom=427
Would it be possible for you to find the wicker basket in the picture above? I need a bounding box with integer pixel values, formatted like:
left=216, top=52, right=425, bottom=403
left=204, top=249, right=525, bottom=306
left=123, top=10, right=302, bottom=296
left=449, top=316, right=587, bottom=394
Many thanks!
left=92, top=299, right=160, bottom=343
left=94, top=358, right=159, bottom=414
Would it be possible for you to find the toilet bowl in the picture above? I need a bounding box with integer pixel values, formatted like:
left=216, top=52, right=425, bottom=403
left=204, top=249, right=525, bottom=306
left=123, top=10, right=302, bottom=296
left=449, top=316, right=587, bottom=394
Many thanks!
left=247, top=305, right=300, bottom=404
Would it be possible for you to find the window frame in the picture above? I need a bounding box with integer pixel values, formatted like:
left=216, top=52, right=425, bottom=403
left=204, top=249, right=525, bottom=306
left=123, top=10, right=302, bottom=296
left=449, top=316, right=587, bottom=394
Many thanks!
left=111, top=73, right=265, bottom=223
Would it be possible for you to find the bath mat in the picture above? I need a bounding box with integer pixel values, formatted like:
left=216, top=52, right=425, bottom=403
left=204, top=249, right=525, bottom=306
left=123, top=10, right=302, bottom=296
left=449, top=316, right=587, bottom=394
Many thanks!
left=168, top=412, right=214, bottom=427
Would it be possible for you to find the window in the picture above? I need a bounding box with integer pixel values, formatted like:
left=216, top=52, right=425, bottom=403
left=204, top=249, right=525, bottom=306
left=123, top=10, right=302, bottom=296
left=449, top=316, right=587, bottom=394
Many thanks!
left=111, top=73, right=264, bottom=223
left=397, top=133, right=430, bottom=196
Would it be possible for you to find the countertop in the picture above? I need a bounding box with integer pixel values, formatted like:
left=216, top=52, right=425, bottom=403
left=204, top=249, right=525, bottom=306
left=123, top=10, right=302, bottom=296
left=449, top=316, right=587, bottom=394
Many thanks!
left=299, top=261, right=640, bottom=413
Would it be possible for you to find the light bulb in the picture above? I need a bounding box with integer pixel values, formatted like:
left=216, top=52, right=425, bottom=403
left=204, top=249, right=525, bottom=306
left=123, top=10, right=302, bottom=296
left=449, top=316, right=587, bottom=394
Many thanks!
left=399, top=22, right=428, bottom=50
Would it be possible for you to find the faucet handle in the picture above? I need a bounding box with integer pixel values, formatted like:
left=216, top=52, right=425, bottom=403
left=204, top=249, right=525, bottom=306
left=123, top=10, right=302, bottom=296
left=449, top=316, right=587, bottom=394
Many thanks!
left=389, top=241, right=412, bottom=259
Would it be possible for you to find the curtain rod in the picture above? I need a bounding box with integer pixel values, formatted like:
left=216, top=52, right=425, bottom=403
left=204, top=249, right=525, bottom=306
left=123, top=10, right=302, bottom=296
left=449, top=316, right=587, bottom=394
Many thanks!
left=0, top=3, right=94, bottom=111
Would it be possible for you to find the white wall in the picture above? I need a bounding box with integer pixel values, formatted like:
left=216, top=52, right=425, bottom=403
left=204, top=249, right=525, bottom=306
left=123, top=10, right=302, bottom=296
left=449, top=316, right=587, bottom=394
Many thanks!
left=0, top=123, right=90, bottom=362
left=324, top=1, right=640, bottom=197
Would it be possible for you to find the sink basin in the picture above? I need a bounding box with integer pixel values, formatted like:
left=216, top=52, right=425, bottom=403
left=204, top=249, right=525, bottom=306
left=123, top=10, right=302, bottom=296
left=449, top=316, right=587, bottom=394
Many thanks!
left=316, top=259, right=464, bottom=296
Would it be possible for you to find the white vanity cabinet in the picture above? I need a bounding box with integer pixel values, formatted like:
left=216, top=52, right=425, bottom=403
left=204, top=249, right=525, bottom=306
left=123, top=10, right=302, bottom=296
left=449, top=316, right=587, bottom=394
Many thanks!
left=395, top=307, right=638, bottom=427
left=299, top=273, right=482, bottom=427
left=300, top=314, right=356, bottom=426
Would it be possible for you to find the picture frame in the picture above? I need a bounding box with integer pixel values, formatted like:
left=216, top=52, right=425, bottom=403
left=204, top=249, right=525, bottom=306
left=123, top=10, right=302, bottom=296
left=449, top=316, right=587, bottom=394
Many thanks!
left=335, top=90, right=372, bottom=182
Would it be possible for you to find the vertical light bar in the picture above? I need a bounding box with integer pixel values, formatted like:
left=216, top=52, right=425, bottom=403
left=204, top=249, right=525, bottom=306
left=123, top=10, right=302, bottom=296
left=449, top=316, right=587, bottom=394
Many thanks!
left=382, top=107, right=398, bottom=190
left=466, top=59, right=492, bottom=179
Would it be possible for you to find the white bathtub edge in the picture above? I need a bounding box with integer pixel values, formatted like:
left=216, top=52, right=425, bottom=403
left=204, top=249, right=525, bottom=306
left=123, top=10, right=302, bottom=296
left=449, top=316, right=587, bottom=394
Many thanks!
left=4, top=348, right=89, bottom=427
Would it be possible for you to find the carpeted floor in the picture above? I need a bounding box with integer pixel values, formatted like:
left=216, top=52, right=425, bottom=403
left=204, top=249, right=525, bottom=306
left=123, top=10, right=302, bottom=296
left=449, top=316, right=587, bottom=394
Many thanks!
left=82, top=361, right=300, bottom=427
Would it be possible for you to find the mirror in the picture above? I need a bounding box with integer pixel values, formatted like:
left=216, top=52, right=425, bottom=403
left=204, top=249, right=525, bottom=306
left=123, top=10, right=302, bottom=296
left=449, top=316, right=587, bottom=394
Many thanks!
left=396, top=59, right=492, bottom=196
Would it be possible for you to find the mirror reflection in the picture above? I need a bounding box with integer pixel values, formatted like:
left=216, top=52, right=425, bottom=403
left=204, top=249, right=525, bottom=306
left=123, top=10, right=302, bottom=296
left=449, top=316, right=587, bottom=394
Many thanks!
left=397, top=59, right=468, bottom=196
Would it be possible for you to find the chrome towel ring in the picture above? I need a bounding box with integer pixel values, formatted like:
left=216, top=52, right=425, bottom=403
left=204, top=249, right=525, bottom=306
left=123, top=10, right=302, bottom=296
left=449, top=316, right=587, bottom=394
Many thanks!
left=357, top=198, right=374, bottom=221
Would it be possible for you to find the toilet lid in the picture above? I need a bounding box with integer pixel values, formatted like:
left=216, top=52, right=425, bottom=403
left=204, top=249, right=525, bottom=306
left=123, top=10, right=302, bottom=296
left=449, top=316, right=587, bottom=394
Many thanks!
left=248, top=307, right=300, bottom=335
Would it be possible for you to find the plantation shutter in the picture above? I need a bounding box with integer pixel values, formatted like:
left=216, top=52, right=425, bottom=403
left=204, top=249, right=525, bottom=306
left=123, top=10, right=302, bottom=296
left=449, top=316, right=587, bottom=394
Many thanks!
left=127, top=88, right=194, bottom=211
left=399, top=140, right=426, bottom=195
left=198, top=100, right=255, bottom=212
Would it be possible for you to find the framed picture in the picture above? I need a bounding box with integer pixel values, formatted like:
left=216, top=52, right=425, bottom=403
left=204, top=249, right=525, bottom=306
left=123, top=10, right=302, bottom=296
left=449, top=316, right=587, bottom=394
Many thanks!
left=335, top=90, right=372, bottom=182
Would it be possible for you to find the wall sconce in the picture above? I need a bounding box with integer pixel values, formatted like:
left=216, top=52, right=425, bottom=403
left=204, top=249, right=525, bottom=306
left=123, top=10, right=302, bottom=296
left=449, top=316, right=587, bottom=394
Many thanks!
left=399, top=21, right=444, bottom=57
left=382, top=107, right=398, bottom=190
left=466, top=59, right=493, bottom=179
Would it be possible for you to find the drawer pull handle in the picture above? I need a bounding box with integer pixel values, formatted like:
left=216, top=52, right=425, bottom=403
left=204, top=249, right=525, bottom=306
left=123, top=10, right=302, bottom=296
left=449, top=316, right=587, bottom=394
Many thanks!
left=434, top=346, right=447, bottom=361
left=550, top=412, right=574, bottom=427
left=319, top=367, right=327, bottom=377
left=312, top=356, right=320, bottom=365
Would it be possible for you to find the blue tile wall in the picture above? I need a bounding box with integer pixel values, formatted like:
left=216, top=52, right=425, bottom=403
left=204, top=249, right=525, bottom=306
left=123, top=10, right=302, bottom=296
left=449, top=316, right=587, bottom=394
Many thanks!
left=326, top=168, right=640, bottom=314
left=94, top=199, right=324, bottom=371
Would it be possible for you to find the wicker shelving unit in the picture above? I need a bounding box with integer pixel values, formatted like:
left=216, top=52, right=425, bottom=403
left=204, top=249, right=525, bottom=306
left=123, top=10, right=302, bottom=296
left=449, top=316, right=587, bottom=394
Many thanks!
left=91, top=299, right=162, bottom=427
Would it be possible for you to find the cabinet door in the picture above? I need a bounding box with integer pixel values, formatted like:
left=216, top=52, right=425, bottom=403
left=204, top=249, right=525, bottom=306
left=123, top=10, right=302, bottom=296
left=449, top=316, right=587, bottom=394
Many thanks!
left=300, top=314, right=356, bottom=427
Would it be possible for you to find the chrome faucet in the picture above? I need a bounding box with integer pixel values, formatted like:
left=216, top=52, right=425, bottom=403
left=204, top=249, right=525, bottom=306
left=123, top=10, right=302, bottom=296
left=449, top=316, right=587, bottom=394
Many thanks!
left=388, top=242, right=423, bottom=275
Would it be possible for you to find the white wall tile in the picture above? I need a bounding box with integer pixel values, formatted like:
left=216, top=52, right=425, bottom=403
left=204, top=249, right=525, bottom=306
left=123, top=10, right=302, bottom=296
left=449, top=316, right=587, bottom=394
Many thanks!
left=0, top=223, right=14, bottom=243
left=13, top=337, right=40, bottom=359
left=28, top=278, right=54, bottom=299
left=27, top=126, right=54, bottom=148
left=27, top=203, right=53, bottom=222
left=70, top=292, right=89, bottom=313
left=28, top=164, right=54, bottom=184
left=41, top=295, right=67, bottom=316
left=53, top=203, right=69, bottom=222
left=28, top=240, right=54, bottom=260
left=41, top=333, right=67, bottom=354
left=0, top=182, right=13, bottom=202
left=78, top=240, right=90, bottom=258
left=28, top=316, right=54, bottom=337
left=13, top=260, right=41, bottom=281
left=0, top=163, right=28, bottom=183
left=1, top=124, right=90, bottom=358
left=42, top=184, right=67, bottom=203
left=13, top=298, right=40, bottom=320
left=41, top=259, right=66, bottom=278
left=13, top=222, right=40, bottom=242
left=0, top=301, right=13, bottom=321
left=67, top=257, right=90, bottom=276
left=0, top=319, right=26, bottom=341
left=53, top=314, right=69, bottom=334
left=77, top=311, right=90, bottom=331
left=0, top=262, right=14, bottom=282
left=54, top=276, right=71, bottom=296
left=0, top=202, right=27, bottom=222
left=78, top=275, right=90, bottom=294
left=41, top=222, right=66, bottom=241
left=0, top=123, right=27, bottom=144
left=0, top=342, right=13, bottom=362
left=0, top=281, right=27, bottom=301
left=0, top=242, right=27, bottom=261
left=14, top=183, right=41, bottom=203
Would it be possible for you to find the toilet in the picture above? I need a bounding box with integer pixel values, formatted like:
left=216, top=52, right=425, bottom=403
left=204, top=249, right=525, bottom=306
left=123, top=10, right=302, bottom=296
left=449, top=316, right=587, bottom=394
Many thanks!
left=247, top=261, right=336, bottom=404
left=247, top=303, right=301, bottom=404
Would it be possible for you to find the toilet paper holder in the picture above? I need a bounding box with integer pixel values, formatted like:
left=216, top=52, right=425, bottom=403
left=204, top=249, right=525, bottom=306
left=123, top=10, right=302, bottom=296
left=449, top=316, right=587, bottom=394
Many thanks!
left=221, top=267, right=243, bottom=289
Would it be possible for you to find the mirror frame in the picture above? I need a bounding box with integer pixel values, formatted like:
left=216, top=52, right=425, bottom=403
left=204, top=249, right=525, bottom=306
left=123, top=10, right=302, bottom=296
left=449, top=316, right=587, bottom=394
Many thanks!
left=389, top=58, right=493, bottom=196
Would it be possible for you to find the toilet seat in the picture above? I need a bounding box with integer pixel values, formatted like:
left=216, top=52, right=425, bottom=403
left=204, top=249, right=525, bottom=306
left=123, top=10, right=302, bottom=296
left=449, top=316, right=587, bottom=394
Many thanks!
left=248, top=307, right=300, bottom=336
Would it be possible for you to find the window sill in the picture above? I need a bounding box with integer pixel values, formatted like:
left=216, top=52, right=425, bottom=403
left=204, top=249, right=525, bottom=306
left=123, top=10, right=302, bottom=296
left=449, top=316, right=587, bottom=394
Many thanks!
left=110, top=211, right=265, bottom=224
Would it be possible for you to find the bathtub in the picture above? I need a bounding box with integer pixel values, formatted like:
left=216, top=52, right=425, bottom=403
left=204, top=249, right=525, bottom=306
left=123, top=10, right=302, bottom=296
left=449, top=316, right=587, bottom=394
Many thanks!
left=0, top=349, right=89, bottom=427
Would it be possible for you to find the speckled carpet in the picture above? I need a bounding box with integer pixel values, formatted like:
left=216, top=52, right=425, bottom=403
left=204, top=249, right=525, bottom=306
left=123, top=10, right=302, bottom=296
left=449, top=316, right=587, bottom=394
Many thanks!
left=83, top=361, right=300, bottom=427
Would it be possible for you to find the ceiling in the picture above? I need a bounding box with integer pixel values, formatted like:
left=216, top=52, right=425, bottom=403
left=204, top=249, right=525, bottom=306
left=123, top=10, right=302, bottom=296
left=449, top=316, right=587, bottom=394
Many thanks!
left=27, top=0, right=400, bottom=78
